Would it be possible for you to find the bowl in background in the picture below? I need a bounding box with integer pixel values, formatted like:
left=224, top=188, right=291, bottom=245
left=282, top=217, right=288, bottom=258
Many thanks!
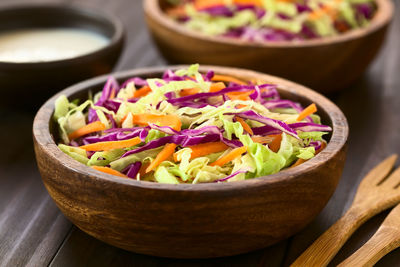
left=144, top=0, right=393, bottom=93
left=33, top=65, right=348, bottom=258
left=0, top=4, right=124, bottom=108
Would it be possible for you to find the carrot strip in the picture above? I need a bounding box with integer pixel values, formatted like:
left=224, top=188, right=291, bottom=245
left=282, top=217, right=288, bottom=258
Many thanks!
left=180, top=88, right=199, bottom=97
left=227, top=92, right=252, bottom=101
left=211, top=74, right=246, bottom=85
left=92, top=166, right=128, bottom=178
left=297, top=103, right=317, bottom=122
left=268, top=134, right=282, bottom=153
left=227, top=91, right=252, bottom=96
left=131, top=114, right=182, bottom=131
left=139, top=162, right=150, bottom=178
left=236, top=104, right=248, bottom=109
left=290, top=158, right=306, bottom=168
left=166, top=6, right=186, bottom=17
left=174, top=142, right=229, bottom=161
left=309, top=3, right=338, bottom=20
left=316, top=141, right=327, bottom=154
left=209, top=82, right=226, bottom=92
left=233, top=0, right=262, bottom=6
left=336, top=21, right=350, bottom=32
left=252, top=135, right=274, bottom=144
left=235, top=116, right=253, bottom=135
left=80, top=137, right=141, bottom=151
left=68, top=121, right=106, bottom=140
left=109, top=88, right=116, bottom=100
left=194, top=0, right=225, bottom=10
left=132, top=86, right=151, bottom=98
left=146, top=143, right=177, bottom=173
left=210, top=146, right=247, bottom=167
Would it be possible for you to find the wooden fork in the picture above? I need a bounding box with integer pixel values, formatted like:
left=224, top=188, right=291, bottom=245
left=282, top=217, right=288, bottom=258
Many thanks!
left=291, top=154, right=400, bottom=267
left=338, top=203, right=400, bottom=267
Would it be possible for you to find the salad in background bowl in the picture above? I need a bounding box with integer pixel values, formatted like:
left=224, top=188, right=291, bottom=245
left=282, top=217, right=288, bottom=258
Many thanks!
left=54, top=64, right=332, bottom=184
left=144, top=0, right=393, bottom=93
left=33, top=65, right=348, bottom=258
left=166, top=0, right=377, bottom=42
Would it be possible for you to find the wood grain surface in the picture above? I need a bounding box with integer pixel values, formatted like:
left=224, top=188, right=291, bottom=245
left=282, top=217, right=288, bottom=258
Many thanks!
left=0, top=0, right=399, bottom=266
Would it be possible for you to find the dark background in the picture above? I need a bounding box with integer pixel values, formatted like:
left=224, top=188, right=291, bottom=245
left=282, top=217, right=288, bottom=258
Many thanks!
left=1, top=0, right=399, bottom=266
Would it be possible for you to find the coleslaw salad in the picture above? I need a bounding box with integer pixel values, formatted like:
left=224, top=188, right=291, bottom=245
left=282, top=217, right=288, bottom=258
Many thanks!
left=166, top=0, right=376, bottom=42
left=54, top=64, right=332, bottom=184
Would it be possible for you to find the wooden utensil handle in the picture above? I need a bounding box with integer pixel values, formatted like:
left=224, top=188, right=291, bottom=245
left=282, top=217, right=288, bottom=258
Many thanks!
left=338, top=227, right=400, bottom=267
left=291, top=207, right=366, bottom=267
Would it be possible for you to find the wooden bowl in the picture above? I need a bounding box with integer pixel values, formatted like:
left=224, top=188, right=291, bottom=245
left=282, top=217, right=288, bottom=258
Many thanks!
left=144, top=0, right=393, bottom=93
left=0, top=4, right=124, bottom=108
left=33, top=65, right=348, bottom=258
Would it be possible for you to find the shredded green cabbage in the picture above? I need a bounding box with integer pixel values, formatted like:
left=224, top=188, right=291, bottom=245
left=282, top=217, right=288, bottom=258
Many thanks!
left=58, top=144, right=89, bottom=164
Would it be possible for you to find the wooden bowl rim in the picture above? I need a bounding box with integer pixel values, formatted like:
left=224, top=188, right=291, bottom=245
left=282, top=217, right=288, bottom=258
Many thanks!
left=33, top=65, right=348, bottom=192
left=0, top=3, right=125, bottom=68
left=144, top=0, right=393, bottom=48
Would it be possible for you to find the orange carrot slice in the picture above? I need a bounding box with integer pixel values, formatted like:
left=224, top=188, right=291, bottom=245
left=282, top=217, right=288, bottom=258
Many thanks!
left=290, top=158, right=306, bottom=168
left=174, top=142, right=229, bottom=161
left=139, top=162, right=150, bottom=178
left=80, top=137, right=141, bottom=151
left=146, top=143, right=177, bottom=173
left=131, top=114, right=182, bottom=131
left=210, top=146, right=247, bottom=167
left=227, top=91, right=252, bottom=101
left=336, top=21, right=350, bottom=32
left=297, top=103, right=317, bottom=122
left=236, top=104, right=248, bottom=109
left=92, top=166, right=128, bottom=178
left=180, top=88, right=199, bottom=97
left=166, top=6, right=186, bottom=17
left=235, top=116, right=253, bottom=135
left=109, top=88, right=116, bottom=100
left=211, top=74, right=246, bottom=85
left=309, top=3, right=338, bottom=20
left=251, top=135, right=274, bottom=144
left=227, top=91, right=252, bottom=96
left=268, top=134, right=282, bottom=152
left=194, top=0, right=225, bottom=10
left=132, top=85, right=152, bottom=98
left=68, top=121, right=106, bottom=140
left=233, top=0, right=262, bottom=6
left=316, top=141, right=327, bottom=154
left=209, top=82, right=226, bottom=92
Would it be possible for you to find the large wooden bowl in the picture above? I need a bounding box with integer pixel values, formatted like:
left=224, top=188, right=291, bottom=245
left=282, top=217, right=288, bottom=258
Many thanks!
left=33, top=66, right=348, bottom=258
left=144, top=0, right=393, bottom=93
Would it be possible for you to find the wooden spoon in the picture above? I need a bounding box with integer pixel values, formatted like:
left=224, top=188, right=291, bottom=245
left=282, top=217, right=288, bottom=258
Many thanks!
left=291, top=154, right=400, bottom=267
left=338, top=203, right=400, bottom=267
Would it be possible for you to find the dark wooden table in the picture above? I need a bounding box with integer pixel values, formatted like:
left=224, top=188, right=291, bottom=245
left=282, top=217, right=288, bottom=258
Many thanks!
left=1, top=0, right=399, bottom=266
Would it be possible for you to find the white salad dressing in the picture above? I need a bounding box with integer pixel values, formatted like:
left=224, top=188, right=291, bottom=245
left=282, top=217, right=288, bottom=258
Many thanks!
left=0, top=28, right=109, bottom=63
